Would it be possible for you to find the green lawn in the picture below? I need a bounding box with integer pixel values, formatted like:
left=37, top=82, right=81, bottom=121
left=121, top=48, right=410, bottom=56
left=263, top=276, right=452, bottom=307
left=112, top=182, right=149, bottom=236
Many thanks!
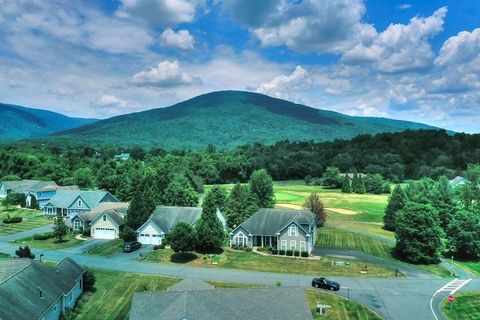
left=0, top=253, right=10, bottom=259
left=441, top=292, right=480, bottom=320
left=86, top=239, right=123, bottom=256
left=11, top=232, right=82, bottom=250
left=306, top=289, right=381, bottom=320
left=0, top=206, right=51, bottom=237
left=451, top=260, right=480, bottom=277
left=74, top=269, right=178, bottom=320
left=205, top=280, right=265, bottom=289
left=144, top=248, right=399, bottom=277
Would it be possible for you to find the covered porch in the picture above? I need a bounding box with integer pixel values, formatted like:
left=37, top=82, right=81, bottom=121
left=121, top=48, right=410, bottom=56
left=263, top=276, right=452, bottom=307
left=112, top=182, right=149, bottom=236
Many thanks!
left=252, top=235, right=278, bottom=248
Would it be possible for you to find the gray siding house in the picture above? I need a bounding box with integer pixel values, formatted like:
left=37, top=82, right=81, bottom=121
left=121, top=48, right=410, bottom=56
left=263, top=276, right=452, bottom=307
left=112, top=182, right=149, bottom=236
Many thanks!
left=0, top=180, right=57, bottom=199
left=43, top=190, right=118, bottom=219
left=71, top=202, right=128, bottom=239
left=0, top=257, right=85, bottom=320
left=230, top=208, right=317, bottom=254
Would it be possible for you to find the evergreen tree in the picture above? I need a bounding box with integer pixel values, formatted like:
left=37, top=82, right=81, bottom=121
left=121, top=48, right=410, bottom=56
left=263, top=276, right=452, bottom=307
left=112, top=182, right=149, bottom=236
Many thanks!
left=125, top=174, right=157, bottom=230
left=97, top=162, right=119, bottom=194
left=322, top=167, right=342, bottom=188
left=30, top=195, right=38, bottom=210
left=447, top=209, right=480, bottom=259
left=120, top=226, right=137, bottom=242
left=394, top=203, right=444, bottom=264
left=196, top=187, right=226, bottom=253
left=15, top=245, right=35, bottom=259
left=249, top=169, right=275, bottom=208
left=83, top=269, right=96, bottom=292
left=351, top=171, right=365, bottom=194
left=383, top=185, right=405, bottom=231
left=357, top=175, right=366, bottom=194
left=168, top=222, right=197, bottom=253
left=433, top=176, right=456, bottom=230
left=341, top=175, right=352, bottom=193
left=225, top=183, right=258, bottom=228
left=303, top=193, right=327, bottom=227
left=53, top=216, right=69, bottom=241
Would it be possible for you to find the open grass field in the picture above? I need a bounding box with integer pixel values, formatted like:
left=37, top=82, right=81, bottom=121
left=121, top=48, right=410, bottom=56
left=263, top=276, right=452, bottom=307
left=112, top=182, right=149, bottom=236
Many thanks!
left=12, top=232, right=82, bottom=250
left=86, top=239, right=123, bottom=256
left=0, top=206, right=51, bottom=237
left=144, top=248, right=399, bottom=278
left=306, top=289, right=381, bottom=320
left=74, top=269, right=178, bottom=320
left=441, top=292, right=480, bottom=320
left=452, top=260, right=480, bottom=277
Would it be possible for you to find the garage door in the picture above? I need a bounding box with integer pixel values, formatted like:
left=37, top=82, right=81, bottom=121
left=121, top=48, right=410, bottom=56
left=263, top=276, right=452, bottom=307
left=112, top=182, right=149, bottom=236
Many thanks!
left=94, top=227, right=116, bottom=240
left=138, top=233, right=162, bottom=245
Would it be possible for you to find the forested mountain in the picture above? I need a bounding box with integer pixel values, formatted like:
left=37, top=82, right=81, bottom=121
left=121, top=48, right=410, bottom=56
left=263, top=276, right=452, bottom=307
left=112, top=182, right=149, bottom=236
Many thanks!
left=46, top=91, right=437, bottom=149
left=0, top=103, right=97, bottom=141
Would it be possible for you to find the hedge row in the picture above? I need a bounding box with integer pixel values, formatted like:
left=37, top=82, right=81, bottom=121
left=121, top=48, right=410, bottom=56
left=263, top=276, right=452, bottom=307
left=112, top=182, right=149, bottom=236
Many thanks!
left=33, top=232, right=54, bottom=240
left=272, top=249, right=309, bottom=257
left=2, top=216, right=22, bottom=224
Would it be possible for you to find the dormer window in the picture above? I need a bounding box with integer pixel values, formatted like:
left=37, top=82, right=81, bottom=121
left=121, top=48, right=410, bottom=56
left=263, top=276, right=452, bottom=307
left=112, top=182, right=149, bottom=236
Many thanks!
left=78, top=200, right=82, bottom=207
left=102, top=214, right=107, bottom=221
left=288, top=224, right=298, bottom=237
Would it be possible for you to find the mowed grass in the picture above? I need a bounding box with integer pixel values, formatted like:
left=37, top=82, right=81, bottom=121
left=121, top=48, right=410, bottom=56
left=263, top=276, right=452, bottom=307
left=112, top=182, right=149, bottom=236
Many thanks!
left=0, top=206, right=51, bottom=236
left=441, top=292, right=480, bottom=320
left=86, top=239, right=123, bottom=257
left=452, top=260, right=480, bottom=277
left=144, top=248, right=399, bottom=277
left=0, top=253, right=10, bottom=259
left=306, top=289, right=381, bottom=320
left=75, top=269, right=178, bottom=320
left=12, top=232, right=82, bottom=250
left=317, top=226, right=393, bottom=259
left=325, top=220, right=395, bottom=241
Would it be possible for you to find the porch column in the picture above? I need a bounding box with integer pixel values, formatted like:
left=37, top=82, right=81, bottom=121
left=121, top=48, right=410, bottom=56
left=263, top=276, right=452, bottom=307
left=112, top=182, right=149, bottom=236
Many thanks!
left=269, top=237, right=272, bottom=247
left=261, top=236, right=264, bottom=247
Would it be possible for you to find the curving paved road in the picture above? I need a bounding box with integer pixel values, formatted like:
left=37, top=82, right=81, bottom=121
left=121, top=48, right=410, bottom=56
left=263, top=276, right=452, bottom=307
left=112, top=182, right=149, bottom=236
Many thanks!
left=1, top=227, right=478, bottom=320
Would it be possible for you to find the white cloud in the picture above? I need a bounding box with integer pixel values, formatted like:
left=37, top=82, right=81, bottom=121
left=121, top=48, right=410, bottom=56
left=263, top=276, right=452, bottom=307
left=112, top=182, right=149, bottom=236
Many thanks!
left=257, top=66, right=310, bottom=101
left=398, top=4, right=412, bottom=10
left=132, top=60, right=202, bottom=87
left=116, top=0, right=204, bottom=27
left=224, top=0, right=375, bottom=54
left=160, top=28, right=195, bottom=50
left=342, top=7, right=447, bottom=73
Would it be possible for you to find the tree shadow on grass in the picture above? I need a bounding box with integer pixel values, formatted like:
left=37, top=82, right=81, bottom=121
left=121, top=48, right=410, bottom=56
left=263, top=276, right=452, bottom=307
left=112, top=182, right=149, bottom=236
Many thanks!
left=170, top=252, right=198, bottom=263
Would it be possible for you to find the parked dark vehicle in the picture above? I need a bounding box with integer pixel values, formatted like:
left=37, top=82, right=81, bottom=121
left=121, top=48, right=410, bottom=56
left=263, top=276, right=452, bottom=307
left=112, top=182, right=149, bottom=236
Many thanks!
left=123, top=241, right=142, bottom=253
left=311, top=277, right=340, bottom=291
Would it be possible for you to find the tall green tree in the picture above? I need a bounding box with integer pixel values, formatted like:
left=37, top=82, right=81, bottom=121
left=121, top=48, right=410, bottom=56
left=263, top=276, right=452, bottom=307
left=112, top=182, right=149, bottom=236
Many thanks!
left=53, top=216, right=69, bottom=241
left=394, top=203, right=444, bottom=264
left=303, top=193, right=327, bottom=227
left=383, top=185, right=405, bottom=231
left=73, top=167, right=95, bottom=189
left=168, top=222, right=197, bottom=253
left=322, top=167, right=342, bottom=189
left=249, top=169, right=275, bottom=208
left=225, top=183, right=258, bottom=228
left=29, top=195, right=38, bottom=210
left=196, top=187, right=226, bottom=253
left=162, top=178, right=198, bottom=207
left=125, top=174, right=157, bottom=230
left=459, top=164, right=480, bottom=209
left=15, top=245, right=35, bottom=259
left=447, top=209, right=480, bottom=259
left=96, top=162, right=119, bottom=194
left=341, top=175, right=352, bottom=193
left=433, top=176, right=456, bottom=230
left=351, top=172, right=366, bottom=194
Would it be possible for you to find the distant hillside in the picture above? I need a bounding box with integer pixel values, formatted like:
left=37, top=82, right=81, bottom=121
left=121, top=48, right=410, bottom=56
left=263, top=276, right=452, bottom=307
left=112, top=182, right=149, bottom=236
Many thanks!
left=0, top=103, right=97, bottom=141
left=48, top=91, right=437, bottom=149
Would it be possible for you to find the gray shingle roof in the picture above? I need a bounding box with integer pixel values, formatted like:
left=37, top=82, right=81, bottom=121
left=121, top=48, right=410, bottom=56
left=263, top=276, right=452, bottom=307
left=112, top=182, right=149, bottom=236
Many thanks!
left=76, top=202, right=128, bottom=224
left=238, top=208, right=315, bottom=236
left=46, top=190, right=117, bottom=209
left=147, top=206, right=202, bottom=233
left=0, top=257, right=85, bottom=320
left=130, top=287, right=313, bottom=320
left=167, top=279, right=213, bottom=292
left=1, top=180, right=57, bottom=194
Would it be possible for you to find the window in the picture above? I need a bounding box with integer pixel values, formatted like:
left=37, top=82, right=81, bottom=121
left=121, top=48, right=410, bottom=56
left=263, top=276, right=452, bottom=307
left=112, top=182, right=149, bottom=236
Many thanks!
left=233, top=231, right=247, bottom=247
left=290, top=240, right=296, bottom=251
left=280, top=240, right=287, bottom=250
left=78, top=200, right=82, bottom=207
left=74, top=220, right=82, bottom=230
left=288, top=224, right=298, bottom=237
left=300, top=241, right=306, bottom=252
left=102, top=214, right=107, bottom=221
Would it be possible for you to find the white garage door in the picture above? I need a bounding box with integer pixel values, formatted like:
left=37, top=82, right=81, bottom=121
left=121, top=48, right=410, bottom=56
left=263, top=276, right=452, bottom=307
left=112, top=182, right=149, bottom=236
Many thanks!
left=138, top=233, right=162, bottom=245
left=94, top=227, right=115, bottom=240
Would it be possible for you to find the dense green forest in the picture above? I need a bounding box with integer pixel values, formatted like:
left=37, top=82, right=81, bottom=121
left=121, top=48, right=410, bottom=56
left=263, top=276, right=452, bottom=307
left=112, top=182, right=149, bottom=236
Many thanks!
left=1, top=130, right=479, bottom=197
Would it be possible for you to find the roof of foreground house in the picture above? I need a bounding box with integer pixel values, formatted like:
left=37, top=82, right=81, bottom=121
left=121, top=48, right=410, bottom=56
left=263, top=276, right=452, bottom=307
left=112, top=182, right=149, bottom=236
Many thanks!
left=235, top=208, right=315, bottom=236
left=0, top=257, right=85, bottom=320
left=45, top=190, right=117, bottom=209
left=167, top=279, right=214, bottom=292
left=141, top=206, right=203, bottom=233
left=1, top=180, right=57, bottom=194
left=76, top=202, right=129, bottom=224
left=130, top=286, right=313, bottom=320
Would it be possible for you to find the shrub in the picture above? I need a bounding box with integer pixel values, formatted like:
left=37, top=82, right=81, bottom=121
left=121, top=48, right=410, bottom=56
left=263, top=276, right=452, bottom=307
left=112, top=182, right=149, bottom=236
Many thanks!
left=272, top=249, right=278, bottom=255
left=82, top=228, right=91, bottom=237
left=293, top=251, right=300, bottom=257
left=244, top=247, right=252, bottom=252
left=2, top=216, right=22, bottom=224
left=286, top=250, right=293, bottom=256
left=33, top=232, right=54, bottom=240
left=301, top=251, right=309, bottom=257
left=279, top=250, right=286, bottom=255
left=83, top=269, right=96, bottom=292
left=153, top=243, right=166, bottom=250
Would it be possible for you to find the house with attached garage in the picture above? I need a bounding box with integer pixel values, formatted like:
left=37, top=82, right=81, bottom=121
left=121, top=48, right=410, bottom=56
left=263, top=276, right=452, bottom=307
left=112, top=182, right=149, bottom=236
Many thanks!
left=43, top=190, right=118, bottom=219
left=136, top=206, right=227, bottom=245
left=0, top=180, right=57, bottom=199
left=71, top=202, right=128, bottom=239
left=25, top=185, right=79, bottom=209
left=230, top=208, right=316, bottom=254
left=0, top=257, right=85, bottom=320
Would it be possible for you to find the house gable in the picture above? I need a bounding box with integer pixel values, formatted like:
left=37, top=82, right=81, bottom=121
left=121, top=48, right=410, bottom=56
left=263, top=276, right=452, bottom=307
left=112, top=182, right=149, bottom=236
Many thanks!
left=91, top=213, right=120, bottom=229
left=278, top=220, right=310, bottom=237
left=137, top=219, right=165, bottom=236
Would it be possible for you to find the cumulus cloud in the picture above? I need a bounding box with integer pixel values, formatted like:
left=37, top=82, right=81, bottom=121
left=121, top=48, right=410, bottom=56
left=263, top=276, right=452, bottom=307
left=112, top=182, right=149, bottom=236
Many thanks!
left=116, top=0, right=204, bottom=27
left=342, top=7, right=447, bottom=73
left=91, top=95, right=141, bottom=117
left=257, top=66, right=310, bottom=101
left=223, top=0, right=375, bottom=54
left=132, top=60, right=202, bottom=87
left=160, top=28, right=195, bottom=50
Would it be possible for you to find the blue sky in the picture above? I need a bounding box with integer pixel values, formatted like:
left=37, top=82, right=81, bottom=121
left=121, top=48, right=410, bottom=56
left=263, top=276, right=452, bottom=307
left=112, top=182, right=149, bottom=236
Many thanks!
left=0, top=0, right=479, bottom=133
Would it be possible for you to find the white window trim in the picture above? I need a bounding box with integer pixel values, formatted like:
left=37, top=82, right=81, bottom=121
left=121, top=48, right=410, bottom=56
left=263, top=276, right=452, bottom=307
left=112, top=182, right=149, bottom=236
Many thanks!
left=290, top=240, right=297, bottom=251
left=280, top=240, right=287, bottom=250
left=234, top=231, right=247, bottom=247
left=289, top=224, right=298, bottom=237
left=102, top=214, right=107, bottom=221
left=299, top=241, right=306, bottom=252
